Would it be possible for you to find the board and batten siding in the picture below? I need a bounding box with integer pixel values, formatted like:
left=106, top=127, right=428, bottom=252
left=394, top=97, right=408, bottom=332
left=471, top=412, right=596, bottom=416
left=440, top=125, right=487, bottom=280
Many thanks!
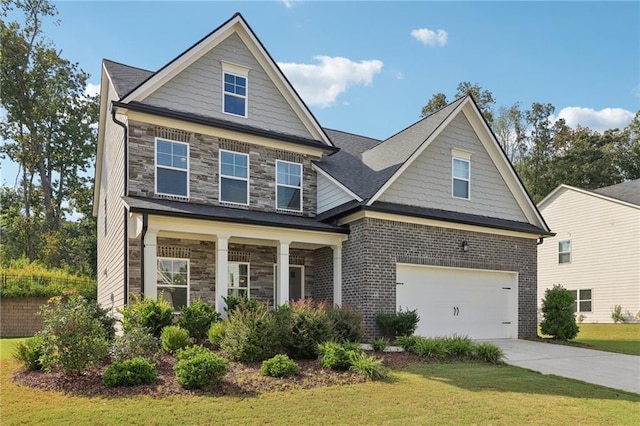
left=537, top=189, right=640, bottom=323
left=378, top=113, right=528, bottom=223
left=97, top=80, right=128, bottom=319
left=142, top=33, right=313, bottom=140
left=317, top=173, right=356, bottom=213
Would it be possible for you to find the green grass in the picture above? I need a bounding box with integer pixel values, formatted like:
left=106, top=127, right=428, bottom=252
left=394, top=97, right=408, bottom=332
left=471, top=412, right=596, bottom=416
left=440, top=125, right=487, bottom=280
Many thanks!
left=573, top=323, right=640, bottom=355
left=2, top=338, right=638, bottom=425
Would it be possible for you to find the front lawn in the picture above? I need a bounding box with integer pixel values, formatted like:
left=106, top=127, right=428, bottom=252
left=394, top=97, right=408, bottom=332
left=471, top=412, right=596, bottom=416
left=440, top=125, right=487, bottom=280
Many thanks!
left=573, top=323, right=640, bottom=355
left=2, top=338, right=638, bottom=425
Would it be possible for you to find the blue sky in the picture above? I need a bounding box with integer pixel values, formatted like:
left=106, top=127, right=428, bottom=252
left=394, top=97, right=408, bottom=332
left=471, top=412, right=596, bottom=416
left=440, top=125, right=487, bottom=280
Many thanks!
left=1, top=0, right=639, bottom=186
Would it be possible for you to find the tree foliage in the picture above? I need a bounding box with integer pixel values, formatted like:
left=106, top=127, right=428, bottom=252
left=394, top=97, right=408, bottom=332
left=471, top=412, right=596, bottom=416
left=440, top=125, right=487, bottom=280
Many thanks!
left=540, top=284, right=579, bottom=341
left=420, top=81, right=495, bottom=125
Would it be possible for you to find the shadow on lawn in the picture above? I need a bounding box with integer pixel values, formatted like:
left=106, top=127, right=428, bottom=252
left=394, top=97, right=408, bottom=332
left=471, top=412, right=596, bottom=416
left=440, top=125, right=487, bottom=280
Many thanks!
left=403, top=362, right=640, bottom=402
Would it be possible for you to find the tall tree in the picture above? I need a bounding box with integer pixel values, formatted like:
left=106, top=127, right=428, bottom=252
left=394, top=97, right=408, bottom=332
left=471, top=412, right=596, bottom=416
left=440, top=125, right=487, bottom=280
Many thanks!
left=616, top=111, right=640, bottom=180
left=420, top=93, right=448, bottom=118
left=493, top=103, right=527, bottom=163
left=420, top=81, right=495, bottom=125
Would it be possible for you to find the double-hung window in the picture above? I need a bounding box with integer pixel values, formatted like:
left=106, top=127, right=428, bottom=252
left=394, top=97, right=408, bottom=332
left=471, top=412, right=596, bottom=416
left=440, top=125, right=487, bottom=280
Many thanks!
left=222, top=62, right=249, bottom=117
left=570, top=289, right=592, bottom=313
left=452, top=157, right=470, bottom=199
left=156, top=139, right=189, bottom=198
left=219, top=150, right=249, bottom=205
left=276, top=160, right=302, bottom=212
left=558, top=240, right=571, bottom=264
left=228, top=262, right=250, bottom=298
left=157, top=258, right=189, bottom=312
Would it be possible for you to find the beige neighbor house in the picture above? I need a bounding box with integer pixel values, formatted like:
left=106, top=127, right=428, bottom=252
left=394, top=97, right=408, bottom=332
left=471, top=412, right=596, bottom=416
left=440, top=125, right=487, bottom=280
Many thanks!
left=537, top=180, right=640, bottom=323
left=94, top=13, right=552, bottom=339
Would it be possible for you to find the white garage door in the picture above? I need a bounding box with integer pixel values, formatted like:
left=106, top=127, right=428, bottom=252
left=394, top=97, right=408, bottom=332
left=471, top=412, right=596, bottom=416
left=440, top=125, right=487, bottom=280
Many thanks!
left=396, top=264, right=518, bottom=339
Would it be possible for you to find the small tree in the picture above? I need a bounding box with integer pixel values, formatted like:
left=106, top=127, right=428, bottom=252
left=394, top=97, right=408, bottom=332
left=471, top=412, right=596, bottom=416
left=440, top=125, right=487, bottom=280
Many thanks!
left=540, top=285, right=579, bottom=341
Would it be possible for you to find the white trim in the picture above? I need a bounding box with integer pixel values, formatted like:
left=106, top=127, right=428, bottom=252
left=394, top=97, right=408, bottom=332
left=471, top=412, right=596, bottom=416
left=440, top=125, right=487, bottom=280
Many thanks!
left=539, top=184, right=640, bottom=211
left=228, top=261, right=250, bottom=298
left=275, top=159, right=303, bottom=212
left=312, top=164, right=362, bottom=202
left=157, top=256, right=190, bottom=313
left=452, top=156, right=471, bottom=200
left=451, top=148, right=472, bottom=160
left=273, top=264, right=305, bottom=302
left=221, top=60, right=249, bottom=76
left=222, top=64, right=248, bottom=118
left=155, top=137, right=190, bottom=199
left=219, top=149, right=249, bottom=206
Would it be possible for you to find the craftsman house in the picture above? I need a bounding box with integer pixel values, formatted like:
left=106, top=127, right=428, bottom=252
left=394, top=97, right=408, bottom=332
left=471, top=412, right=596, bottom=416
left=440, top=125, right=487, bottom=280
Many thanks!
left=95, top=13, right=551, bottom=338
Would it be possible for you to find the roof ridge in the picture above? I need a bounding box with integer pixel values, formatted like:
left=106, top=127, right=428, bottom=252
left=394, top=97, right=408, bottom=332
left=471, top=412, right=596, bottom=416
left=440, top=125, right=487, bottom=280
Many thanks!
left=323, top=127, right=382, bottom=142
left=103, top=58, right=153, bottom=73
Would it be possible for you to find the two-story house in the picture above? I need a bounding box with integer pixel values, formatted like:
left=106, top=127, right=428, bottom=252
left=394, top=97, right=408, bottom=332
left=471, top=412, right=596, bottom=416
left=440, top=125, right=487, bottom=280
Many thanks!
left=95, top=13, right=551, bottom=339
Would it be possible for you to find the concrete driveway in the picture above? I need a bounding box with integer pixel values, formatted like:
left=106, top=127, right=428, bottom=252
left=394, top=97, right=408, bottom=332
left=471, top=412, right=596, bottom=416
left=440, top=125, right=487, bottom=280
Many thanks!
left=485, top=339, right=640, bottom=394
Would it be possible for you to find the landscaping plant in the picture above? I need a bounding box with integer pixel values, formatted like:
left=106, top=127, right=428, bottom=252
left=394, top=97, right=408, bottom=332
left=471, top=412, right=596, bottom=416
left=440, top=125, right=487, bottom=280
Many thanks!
left=472, top=342, right=505, bottom=364
left=413, top=337, right=448, bottom=360
left=119, top=295, right=174, bottom=338
left=177, top=299, right=221, bottom=342
left=443, top=335, right=474, bottom=358
left=207, top=321, right=226, bottom=349
left=371, top=338, right=389, bottom=352
left=13, top=334, right=47, bottom=370
left=318, top=341, right=362, bottom=371
left=102, top=357, right=157, bottom=387
left=109, top=326, right=160, bottom=363
left=326, top=304, right=364, bottom=343
left=220, top=301, right=281, bottom=362
left=395, top=335, right=420, bottom=352
left=348, top=351, right=387, bottom=380
left=260, top=354, right=299, bottom=378
left=160, top=325, right=190, bottom=354
left=174, top=345, right=228, bottom=389
left=610, top=305, right=627, bottom=324
left=540, top=284, right=579, bottom=340
left=375, top=309, right=419, bottom=339
left=283, top=299, right=334, bottom=359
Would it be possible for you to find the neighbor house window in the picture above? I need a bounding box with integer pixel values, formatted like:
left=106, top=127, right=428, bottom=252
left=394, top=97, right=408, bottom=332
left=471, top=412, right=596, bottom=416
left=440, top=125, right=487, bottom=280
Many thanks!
left=157, top=258, right=189, bottom=312
left=570, top=289, right=592, bottom=312
left=156, top=139, right=189, bottom=197
left=219, top=150, right=249, bottom=205
left=228, top=262, right=249, bottom=298
left=452, top=157, right=470, bottom=199
left=276, top=160, right=302, bottom=211
left=222, top=62, right=249, bottom=117
left=558, top=240, right=571, bottom=264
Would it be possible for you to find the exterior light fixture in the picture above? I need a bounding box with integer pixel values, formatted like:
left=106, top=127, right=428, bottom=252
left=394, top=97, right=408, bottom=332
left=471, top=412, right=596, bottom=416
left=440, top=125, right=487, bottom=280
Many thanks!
left=462, top=240, right=469, bottom=252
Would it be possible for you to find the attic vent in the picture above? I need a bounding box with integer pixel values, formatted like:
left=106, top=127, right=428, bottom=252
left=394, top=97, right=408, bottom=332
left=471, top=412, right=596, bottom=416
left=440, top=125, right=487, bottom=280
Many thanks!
left=155, top=127, right=192, bottom=143
left=228, top=251, right=251, bottom=262
left=272, top=255, right=305, bottom=265
left=158, top=246, right=191, bottom=258
left=219, top=138, right=250, bottom=154
left=276, top=150, right=303, bottom=164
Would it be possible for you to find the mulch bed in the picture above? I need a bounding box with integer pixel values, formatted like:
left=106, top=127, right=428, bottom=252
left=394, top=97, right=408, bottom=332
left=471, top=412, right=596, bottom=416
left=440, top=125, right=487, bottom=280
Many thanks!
left=12, top=351, right=424, bottom=398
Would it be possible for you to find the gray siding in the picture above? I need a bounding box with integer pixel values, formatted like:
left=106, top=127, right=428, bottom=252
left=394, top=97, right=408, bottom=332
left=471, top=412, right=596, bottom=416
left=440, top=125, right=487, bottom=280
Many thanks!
left=317, top=173, right=356, bottom=213
left=379, top=113, right=527, bottom=222
left=142, top=33, right=313, bottom=140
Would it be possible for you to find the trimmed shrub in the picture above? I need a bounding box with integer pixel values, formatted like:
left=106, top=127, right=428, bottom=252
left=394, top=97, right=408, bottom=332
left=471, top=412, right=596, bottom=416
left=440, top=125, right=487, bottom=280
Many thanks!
left=220, top=302, right=281, bottom=362
left=173, top=345, right=228, bottom=389
left=119, top=295, right=174, bottom=338
left=540, top=285, right=579, bottom=341
left=326, top=304, right=364, bottom=343
left=371, top=338, right=389, bottom=352
left=160, top=325, right=190, bottom=354
left=444, top=335, right=474, bottom=358
left=207, top=321, right=226, bottom=349
left=348, top=351, right=387, bottom=380
left=102, top=357, right=157, bottom=387
left=260, top=354, right=299, bottom=378
left=223, top=294, right=263, bottom=315
left=177, top=300, right=221, bottom=342
left=110, top=326, right=160, bottom=363
left=413, top=337, right=448, bottom=359
left=13, top=334, right=47, bottom=370
left=318, top=341, right=361, bottom=371
left=473, top=343, right=504, bottom=365
left=284, top=300, right=335, bottom=359
left=396, top=335, right=420, bottom=353
left=375, top=309, right=419, bottom=339
left=86, top=300, right=117, bottom=341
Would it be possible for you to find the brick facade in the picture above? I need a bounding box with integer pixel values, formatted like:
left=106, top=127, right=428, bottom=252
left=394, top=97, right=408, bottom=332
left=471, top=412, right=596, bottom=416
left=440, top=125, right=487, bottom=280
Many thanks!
left=0, top=297, right=49, bottom=337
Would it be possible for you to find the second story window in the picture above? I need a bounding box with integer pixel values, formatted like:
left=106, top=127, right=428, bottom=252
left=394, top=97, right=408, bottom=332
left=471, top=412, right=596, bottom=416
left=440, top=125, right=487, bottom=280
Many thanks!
left=222, top=62, right=249, bottom=118
left=219, top=150, right=249, bottom=205
left=452, top=157, right=470, bottom=199
left=156, top=139, right=189, bottom=198
left=276, top=160, right=302, bottom=212
left=558, top=240, right=571, bottom=264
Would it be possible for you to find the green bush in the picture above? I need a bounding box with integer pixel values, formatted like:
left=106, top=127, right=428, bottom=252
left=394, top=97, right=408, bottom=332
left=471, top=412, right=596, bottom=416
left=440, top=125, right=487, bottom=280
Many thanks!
left=102, top=357, right=157, bottom=387
left=611, top=305, right=627, bottom=324
left=87, top=299, right=117, bottom=341
left=326, top=304, right=363, bottom=343
left=284, top=300, right=335, bottom=359
left=443, top=335, right=474, bottom=358
left=119, top=295, right=174, bottom=338
left=472, top=343, right=504, bottom=364
left=395, top=335, right=420, bottom=352
left=348, top=351, right=387, bottom=380
left=260, top=354, right=299, bottom=378
left=13, top=334, right=47, bottom=370
left=38, top=295, right=110, bottom=374
left=540, top=284, right=579, bottom=341
left=207, top=321, right=226, bottom=349
left=177, top=300, right=221, bottom=342
left=220, top=302, right=281, bottom=362
left=160, top=325, right=190, bottom=354
left=413, top=337, right=448, bottom=359
left=110, top=326, right=160, bottom=363
left=371, top=338, right=389, bottom=352
left=223, top=294, right=263, bottom=315
left=318, top=341, right=361, bottom=371
left=173, top=345, right=228, bottom=389
left=375, top=309, right=420, bottom=339
left=0, top=262, right=96, bottom=300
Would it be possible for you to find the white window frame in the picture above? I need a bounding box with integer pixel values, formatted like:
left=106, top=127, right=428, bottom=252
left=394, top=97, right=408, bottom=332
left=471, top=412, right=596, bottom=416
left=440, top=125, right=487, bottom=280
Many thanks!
left=157, top=257, right=190, bottom=313
left=228, top=262, right=250, bottom=298
left=219, top=149, right=249, bottom=206
left=275, top=160, right=303, bottom=212
left=570, top=289, right=592, bottom=313
left=558, top=240, right=571, bottom=264
left=155, top=138, right=190, bottom=199
left=222, top=62, right=249, bottom=118
left=452, top=156, right=470, bottom=200
left=273, top=264, right=305, bottom=303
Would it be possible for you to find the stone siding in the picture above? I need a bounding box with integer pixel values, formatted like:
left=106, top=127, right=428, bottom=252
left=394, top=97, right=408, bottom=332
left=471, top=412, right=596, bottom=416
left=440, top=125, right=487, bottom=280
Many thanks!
left=0, top=297, right=49, bottom=337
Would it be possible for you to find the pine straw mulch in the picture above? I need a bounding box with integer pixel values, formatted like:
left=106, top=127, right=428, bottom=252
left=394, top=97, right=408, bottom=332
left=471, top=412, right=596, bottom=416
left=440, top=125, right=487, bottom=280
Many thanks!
left=12, top=351, right=424, bottom=398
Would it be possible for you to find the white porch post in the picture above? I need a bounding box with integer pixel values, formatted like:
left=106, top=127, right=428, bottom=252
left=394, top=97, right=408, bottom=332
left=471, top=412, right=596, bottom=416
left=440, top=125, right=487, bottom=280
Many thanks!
left=216, top=236, right=229, bottom=316
left=143, top=231, right=157, bottom=300
left=332, top=243, right=342, bottom=306
left=277, top=240, right=290, bottom=306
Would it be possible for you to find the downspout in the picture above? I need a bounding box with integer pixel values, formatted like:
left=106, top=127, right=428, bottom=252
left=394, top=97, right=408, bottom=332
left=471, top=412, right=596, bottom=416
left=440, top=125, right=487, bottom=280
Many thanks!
left=537, top=237, right=545, bottom=246
left=111, top=104, right=130, bottom=302
left=141, top=212, right=148, bottom=298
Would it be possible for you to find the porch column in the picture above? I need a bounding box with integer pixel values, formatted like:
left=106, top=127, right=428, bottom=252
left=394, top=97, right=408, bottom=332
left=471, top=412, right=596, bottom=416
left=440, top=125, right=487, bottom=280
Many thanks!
left=277, top=240, right=290, bottom=306
left=216, top=236, right=229, bottom=316
left=143, top=231, right=157, bottom=300
left=332, top=243, right=342, bottom=306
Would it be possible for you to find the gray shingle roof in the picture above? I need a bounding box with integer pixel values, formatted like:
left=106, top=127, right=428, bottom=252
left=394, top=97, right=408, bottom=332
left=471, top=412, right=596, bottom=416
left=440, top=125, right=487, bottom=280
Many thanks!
left=103, top=59, right=153, bottom=99
left=593, top=179, right=640, bottom=206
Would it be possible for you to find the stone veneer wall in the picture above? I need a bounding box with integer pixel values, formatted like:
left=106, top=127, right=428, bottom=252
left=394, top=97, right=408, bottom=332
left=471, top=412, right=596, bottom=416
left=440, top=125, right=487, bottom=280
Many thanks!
left=127, top=120, right=319, bottom=217
left=343, top=217, right=538, bottom=339
left=0, top=297, right=49, bottom=337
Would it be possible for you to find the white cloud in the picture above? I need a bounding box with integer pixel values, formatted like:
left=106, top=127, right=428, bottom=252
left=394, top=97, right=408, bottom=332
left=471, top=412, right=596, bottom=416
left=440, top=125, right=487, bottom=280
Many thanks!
left=411, top=28, right=448, bottom=47
left=281, top=0, right=296, bottom=8
left=278, top=56, right=383, bottom=108
left=551, top=107, right=635, bottom=132
left=85, top=83, right=100, bottom=97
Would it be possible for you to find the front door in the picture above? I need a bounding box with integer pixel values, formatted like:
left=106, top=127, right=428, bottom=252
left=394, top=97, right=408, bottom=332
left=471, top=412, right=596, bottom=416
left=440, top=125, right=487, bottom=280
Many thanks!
left=274, top=265, right=304, bottom=303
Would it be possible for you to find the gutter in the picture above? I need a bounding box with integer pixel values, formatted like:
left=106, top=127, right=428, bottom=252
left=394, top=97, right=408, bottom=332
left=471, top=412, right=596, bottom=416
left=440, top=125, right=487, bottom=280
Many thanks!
left=140, top=212, right=148, bottom=298
left=111, top=105, right=130, bottom=303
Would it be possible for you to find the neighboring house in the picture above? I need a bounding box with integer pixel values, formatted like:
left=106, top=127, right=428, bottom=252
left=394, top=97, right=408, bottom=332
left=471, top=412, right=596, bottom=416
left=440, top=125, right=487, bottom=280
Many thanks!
left=94, top=13, right=551, bottom=339
left=538, top=180, right=640, bottom=323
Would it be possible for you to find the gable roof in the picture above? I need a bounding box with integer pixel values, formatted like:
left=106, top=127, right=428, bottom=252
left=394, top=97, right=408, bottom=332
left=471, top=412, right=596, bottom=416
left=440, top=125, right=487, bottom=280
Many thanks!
left=539, top=180, right=640, bottom=210
left=103, top=59, right=153, bottom=99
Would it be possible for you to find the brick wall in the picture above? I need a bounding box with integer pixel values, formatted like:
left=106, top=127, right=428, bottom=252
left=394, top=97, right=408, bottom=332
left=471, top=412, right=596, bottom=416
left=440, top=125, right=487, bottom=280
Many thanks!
left=0, top=297, right=49, bottom=337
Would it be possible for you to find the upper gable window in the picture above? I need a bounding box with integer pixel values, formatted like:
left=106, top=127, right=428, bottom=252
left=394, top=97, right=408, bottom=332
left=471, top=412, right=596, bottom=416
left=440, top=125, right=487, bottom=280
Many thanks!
left=222, top=62, right=249, bottom=118
left=452, top=157, right=470, bottom=199
left=276, top=160, right=302, bottom=212
left=219, top=149, right=249, bottom=205
left=156, top=138, right=189, bottom=198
